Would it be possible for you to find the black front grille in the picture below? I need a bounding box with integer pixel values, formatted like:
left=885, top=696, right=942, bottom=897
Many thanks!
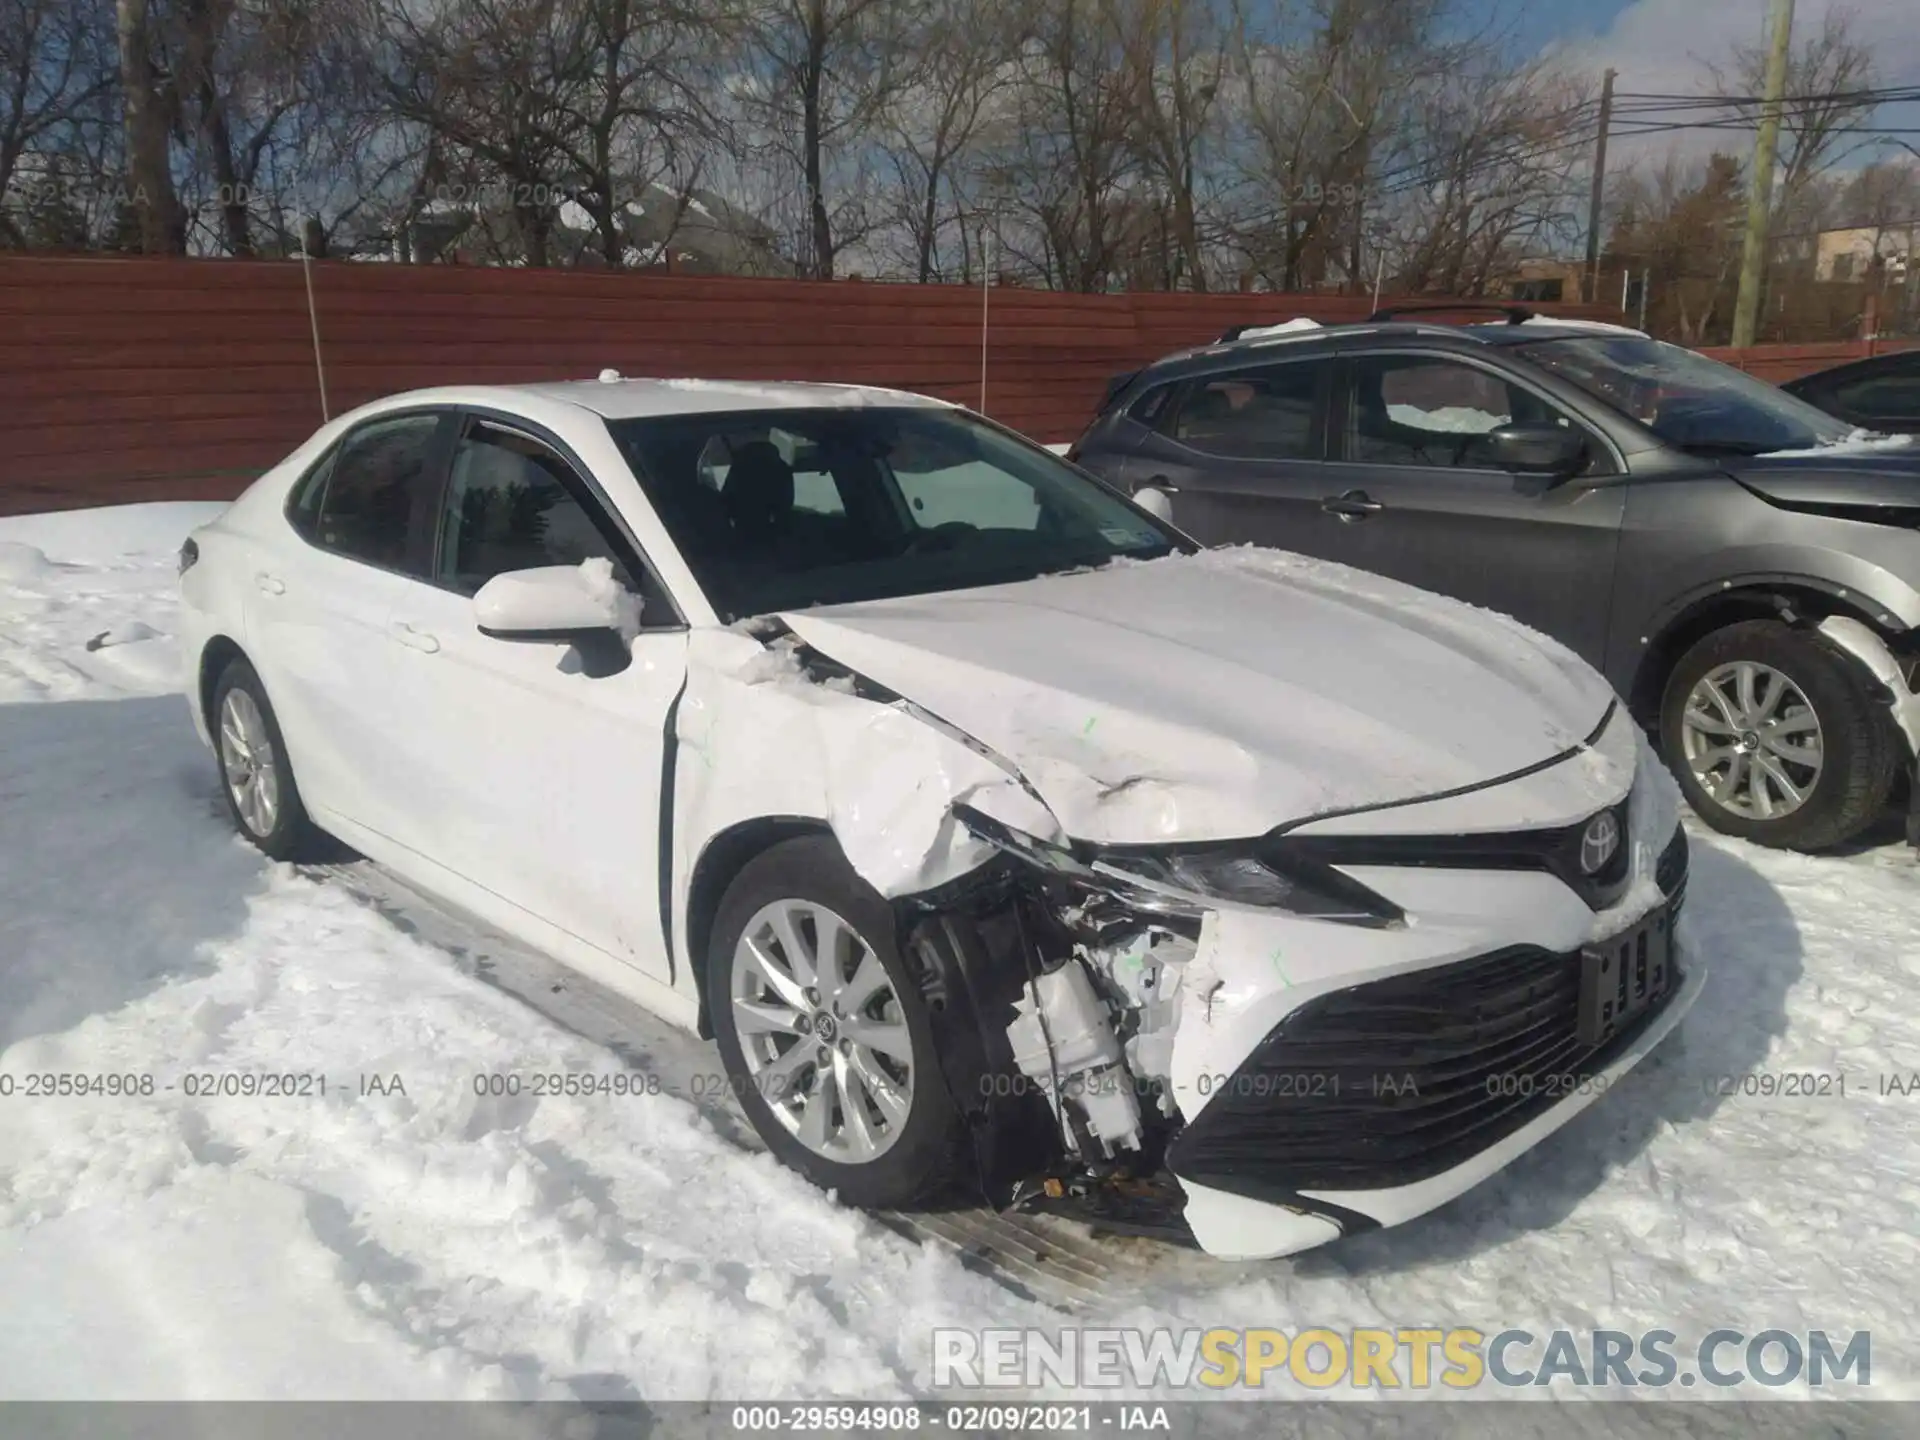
left=1277, top=799, right=1633, bottom=912
left=1166, top=920, right=1682, bottom=1199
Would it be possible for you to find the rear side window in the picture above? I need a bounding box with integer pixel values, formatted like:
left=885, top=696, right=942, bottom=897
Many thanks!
left=1169, top=363, right=1321, bottom=459
left=314, top=413, right=444, bottom=571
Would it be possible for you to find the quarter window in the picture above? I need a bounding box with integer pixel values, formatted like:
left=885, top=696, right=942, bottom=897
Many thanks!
left=314, top=413, right=443, bottom=570
left=436, top=422, right=634, bottom=596
left=1170, top=364, right=1321, bottom=459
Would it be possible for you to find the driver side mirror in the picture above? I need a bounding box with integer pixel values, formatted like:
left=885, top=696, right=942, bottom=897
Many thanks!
left=474, top=564, right=637, bottom=677
left=1480, top=423, right=1587, bottom=478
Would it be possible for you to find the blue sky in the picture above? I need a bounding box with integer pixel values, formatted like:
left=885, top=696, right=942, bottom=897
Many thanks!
left=1490, top=0, right=1642, bottom=55
left=1472, top=0, right=1920, bottom=173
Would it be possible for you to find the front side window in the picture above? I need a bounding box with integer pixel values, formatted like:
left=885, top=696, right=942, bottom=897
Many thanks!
left=1346, top=355, right=1585, bottom=468
left=436, top=422, right=634, bottom=596
left=315, top=413, right=443, bottom=570
left=1170, top=363, right=1321, bottom=459
left=1516, top=335, right=1856, bottom=455
left=609, top=407, right=1182, bottom=620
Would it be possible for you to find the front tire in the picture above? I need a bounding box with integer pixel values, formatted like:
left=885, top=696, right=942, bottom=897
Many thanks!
left=708, top=835, right=971, bottom=1209
left=210, top=657, right=319, bottom=861
left=1660, top=620, right=1899, bottom=851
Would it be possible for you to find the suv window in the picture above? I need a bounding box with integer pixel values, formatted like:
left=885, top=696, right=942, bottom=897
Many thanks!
left=436, top=421, right=636, bottom=596
left=314, top=413, right=444, bottom=570
left=1831, top=367, right=1920, bottom=425
left=1170, top=363, right=1320, bottom=459
left=1346, top=355, right=1586, bottom=468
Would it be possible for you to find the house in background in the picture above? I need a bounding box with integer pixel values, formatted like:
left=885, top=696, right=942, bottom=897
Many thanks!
left=1816, top=223, right=1915, bottom=284
left=379, top=182, right=791, bottom=275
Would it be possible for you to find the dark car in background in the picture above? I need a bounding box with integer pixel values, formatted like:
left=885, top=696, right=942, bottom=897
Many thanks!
left=1783, top=347, right=1920, bottom=436
left=1070, top=306, right=1920, bottom=852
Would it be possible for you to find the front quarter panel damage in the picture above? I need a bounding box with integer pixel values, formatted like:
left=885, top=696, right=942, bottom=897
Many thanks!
left=672, top=627, right=1061, bottom=965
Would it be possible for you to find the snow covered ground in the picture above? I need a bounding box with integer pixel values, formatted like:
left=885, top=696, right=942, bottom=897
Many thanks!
left=3, top=502, right=1920, bottom=1420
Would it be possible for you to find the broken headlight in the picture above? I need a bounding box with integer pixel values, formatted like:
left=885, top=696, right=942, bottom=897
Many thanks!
left=953, top=803, right=1401, bottom=928
left=1089, top=849, right=1403, bottom=928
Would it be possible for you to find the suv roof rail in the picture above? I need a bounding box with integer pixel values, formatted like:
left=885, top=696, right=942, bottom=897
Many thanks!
left=1365, top=301, right=1537, bottom=325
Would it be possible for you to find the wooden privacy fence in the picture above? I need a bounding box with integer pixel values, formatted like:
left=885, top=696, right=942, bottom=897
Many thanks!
left=1698, top=339, right=1917, bottom=382
left=0, top=253, right=1892, bottom=517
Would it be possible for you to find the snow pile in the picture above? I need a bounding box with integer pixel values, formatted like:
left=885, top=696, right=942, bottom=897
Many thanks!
left=1236, top=318, right=1323, bottom=340
left=1387, top=402, right=1509, bottom=432
left=2, top=502, right=1920, bottom=1410
left=1760, top=428, right=1916, bottom=459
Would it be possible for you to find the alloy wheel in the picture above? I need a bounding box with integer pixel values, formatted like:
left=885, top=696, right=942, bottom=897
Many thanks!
left=1680, top=660, right=1824, bottom=820
left=729, top=899, right=915, bottom=1164
left=218, top=688, right=281, bottom=837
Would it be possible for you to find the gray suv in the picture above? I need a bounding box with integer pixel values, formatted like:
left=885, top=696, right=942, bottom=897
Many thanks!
left=1070, top=306, right=1920, bottom=852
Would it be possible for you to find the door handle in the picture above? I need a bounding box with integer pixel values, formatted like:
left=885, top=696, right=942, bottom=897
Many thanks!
left=1321, top=489, right=1384, bottom=521
left=254, top=572, right=285, bottom=595
left=389, top=621, right=440, bottom=654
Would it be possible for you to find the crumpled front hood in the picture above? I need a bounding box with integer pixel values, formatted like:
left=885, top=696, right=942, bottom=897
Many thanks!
left=777, top=547, right=1618, bottom=844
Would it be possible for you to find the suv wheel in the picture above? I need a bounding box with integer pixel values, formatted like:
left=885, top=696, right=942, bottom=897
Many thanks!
left=1660, top=620, right=1899, bottom=850
left=708, top=835, right=972, bottom=1209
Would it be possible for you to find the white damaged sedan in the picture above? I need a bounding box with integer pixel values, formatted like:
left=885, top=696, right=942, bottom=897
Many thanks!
left=177, top=377, right=1700, bottom=1259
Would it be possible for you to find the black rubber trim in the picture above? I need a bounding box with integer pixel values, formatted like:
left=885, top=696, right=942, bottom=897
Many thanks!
left=658, top=681, right=686, bottom=985
left=1271, top=700, right=1618, bottom=837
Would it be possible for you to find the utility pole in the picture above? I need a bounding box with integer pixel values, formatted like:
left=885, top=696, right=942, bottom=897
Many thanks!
left=1586, top=69, right=1617, bottom=300
left=1731, top=0, right=1795, bottom=348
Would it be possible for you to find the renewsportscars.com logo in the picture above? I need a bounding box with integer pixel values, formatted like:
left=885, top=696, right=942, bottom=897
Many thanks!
left=931, top=1327, right=1872, bottom=1392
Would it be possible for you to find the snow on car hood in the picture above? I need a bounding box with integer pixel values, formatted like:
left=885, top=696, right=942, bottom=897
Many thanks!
left=777, top=546, right=1618, bottom=845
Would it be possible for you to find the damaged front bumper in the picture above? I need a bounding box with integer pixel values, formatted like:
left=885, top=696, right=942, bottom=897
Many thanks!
left=1167, top=899, right=1700, bottom=1259
left=905, top=747, right=1698, bottom=1261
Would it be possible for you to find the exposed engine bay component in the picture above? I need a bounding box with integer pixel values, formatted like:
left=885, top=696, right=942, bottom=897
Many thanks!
left=1007, top=961, right=1144, bottom=1158
left=1078, top=927, right=1195, bottom=1117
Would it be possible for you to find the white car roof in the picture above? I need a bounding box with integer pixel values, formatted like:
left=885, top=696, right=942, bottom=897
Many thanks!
left=460, top=376, right=954, bottom=421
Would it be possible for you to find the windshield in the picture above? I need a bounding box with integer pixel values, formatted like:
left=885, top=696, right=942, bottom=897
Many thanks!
left=607, top=406, right=1183, bottom=621
left=1515, top=335, right=1857, bottom=456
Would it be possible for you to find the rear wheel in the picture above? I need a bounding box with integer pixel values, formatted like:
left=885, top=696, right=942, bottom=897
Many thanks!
left=211, top=657, right=319, bottom=861
left=1660, top=620, right=1898, bottom=851
left=708, top=836, right=971, bottom=1209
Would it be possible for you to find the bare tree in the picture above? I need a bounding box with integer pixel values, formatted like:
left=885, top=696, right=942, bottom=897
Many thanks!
left=1224, top=0, right=1445, bottom=292
left=1606, top=151, right=1746, bottom=343
left=740, top=0, right=910, bottom=277
left=1709, top=8, right=1876, bottom=218
left=1110, top=0, right=1226, bottom=289
left=876, top=0, right=1014, bottom=281
left=0, top=0, right=116, bottom=245
left=1390, top=61, right=1591, bottom=296
left=986, top=0, right=1144, bottom=292
left=115, top=0, right=183, bottom=251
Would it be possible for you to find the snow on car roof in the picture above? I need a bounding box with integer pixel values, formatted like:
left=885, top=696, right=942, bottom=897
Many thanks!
left=511, top=376, right=953, bottom=420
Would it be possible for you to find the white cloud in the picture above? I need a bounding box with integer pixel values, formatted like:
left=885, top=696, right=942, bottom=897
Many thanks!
left=1546, top=0, right=1920, bottom=171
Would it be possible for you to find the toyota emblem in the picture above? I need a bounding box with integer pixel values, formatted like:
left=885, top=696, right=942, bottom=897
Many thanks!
left=1580, top=811, right=1621, bottom=875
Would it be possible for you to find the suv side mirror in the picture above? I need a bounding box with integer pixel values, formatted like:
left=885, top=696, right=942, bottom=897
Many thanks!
left=1481, top=423, right=1586, bottom=477
left=474, top=565, right=624, bottom=641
